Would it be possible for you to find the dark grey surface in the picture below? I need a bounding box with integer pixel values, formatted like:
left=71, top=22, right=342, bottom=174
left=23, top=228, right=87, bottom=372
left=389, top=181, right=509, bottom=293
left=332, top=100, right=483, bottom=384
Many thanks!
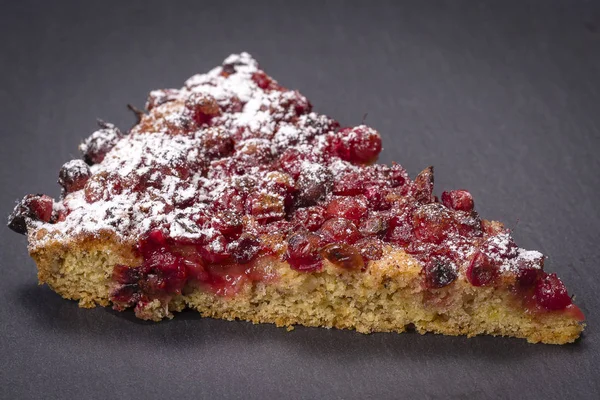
left=1, top=1, right=599, bottom=399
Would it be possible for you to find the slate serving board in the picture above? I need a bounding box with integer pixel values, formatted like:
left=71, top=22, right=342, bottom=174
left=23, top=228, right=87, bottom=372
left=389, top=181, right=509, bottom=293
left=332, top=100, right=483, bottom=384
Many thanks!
left=1, top=1, right=598, bottom=399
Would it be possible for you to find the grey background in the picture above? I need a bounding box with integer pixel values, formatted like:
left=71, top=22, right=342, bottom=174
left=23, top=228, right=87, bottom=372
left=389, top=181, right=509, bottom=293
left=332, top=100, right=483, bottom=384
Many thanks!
left=1, top=1, right=599, bottom=399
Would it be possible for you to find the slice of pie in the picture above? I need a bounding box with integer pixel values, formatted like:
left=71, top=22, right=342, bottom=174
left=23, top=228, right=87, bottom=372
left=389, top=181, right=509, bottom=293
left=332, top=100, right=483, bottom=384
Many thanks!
left=9, top=52, right=584, bottom=344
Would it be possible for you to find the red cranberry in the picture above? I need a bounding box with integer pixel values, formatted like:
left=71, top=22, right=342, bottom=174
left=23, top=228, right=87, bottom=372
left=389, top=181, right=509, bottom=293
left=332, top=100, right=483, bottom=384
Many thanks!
left=353, top=237, right=384, bottom=261
left=466, top=251, right=499, bottom=286
left=285, top=231, right=323, bottom=272
left=231, top=233, right=261, bottom=264
left=319, top=217, right=361, bottom=245
left=385, top=212, right=414, bottom=246
left=201, top=128, right=234, bottom=158
left=453, top=211, right=483, bottom=238
left=112, top=265, right=141, bottom=285
left=333, top=172, right=366, bottom=196
left=79, top=121, right=122, bottom=165
left=211, top=211, right=243, bottom=238
left=279, top=90, right=312, bottom=117
left=330, top=126, right=382, bottom=164
left=110, top=284, right=140, bottom=308
left=200, top=234, right=232, bottom=264
left=359, top=215, right=389, bottom=237
left=58, top=160, right=91, bottom=194
left=7, top=194, right=55, bottom=234
left=247, top=192, right=286, bottom=223
left=442, top=190, right=474, bottom=212
left=326, top=196, right=368, bottom=222
left=321, top=243, right=364, bottom=270
left=422, top=259, right=457, bottom=289
left=364, top=184, right=390, bottom=211
left=295, top=165, right=333, bottom=206
left=481, top=233, right=518, bottom=261
left=535, top=273, right=572, bottom=310
left=185, top=93, right=221, bottom=126
left=412, top=203, right=456, bottom=244
left=389, top=163, right=409, bottom=188
left=292, top=206, right=326, bottom=232
left=413, top=166, right=434, bottom=203
left=515, top=252, right=545, bottom=287
left=252, top=71, right=279, bottom=91
left=212, top=187, right=247, bottom=213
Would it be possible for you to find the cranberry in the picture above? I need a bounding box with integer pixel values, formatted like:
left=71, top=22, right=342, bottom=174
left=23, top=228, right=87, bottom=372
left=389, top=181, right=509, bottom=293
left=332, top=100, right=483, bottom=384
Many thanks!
left=319, top=217, right=361, bottom=245
left=413, top=166, right=434, bottom=203
left=285, top=231, right=323, bottom=272
left=442, top=190, right=474, bottom=212
left=364, top=184, right=390, bottom=210
left=252, top=71, right=279, bottom=91
left=295, top=165, right=333, bottom=206
left=385, top=212, right=414, bottom=246
left=185, top=93, right=221, bottom=126
left=247, top=192, right=286, bottom=223
left=110, top=284, right=140, bottom=308
left=80, top=121, right=122, bottom=165
left=292, top=206, right=326, bottom=232
left=359, top=215, right=389, bottom=237
left=7, top=194, right=55, bottom=234
left=535, top=273, right=572, bottom=310
left=58, top=160, right=91, bottom=194
left=389, top=163, right=409, bottom=188
left=466, top=251, right=499, bottom=286
left=412, top=203, right=456, bottom=244
left=481, top=233, right=518, bottom=261
left=321, top=243, right=364, bottom=270
left=330, top=126, right=382, bottom=164
left=279, top=90, right=312, bottom=117
left=333, top=172, right=366, bottom=196
left=201, top=128, right=234, bottom=158
left=211, top=211, right=243, bottom=238
left=278, top=148, right=305, bottom=179
left=83, top=172, right=123, bottom=203
left=112, top=265, right=141, bottom=285
left=515, top=252, right=545, bottom=287
left=200, top=234, right=232, bottom=264
left=422, top=259, right=457, bottom=289
left=326, top=196, right=368, bottom=222
left=231, top=233, right=261, bottom=264
left=353, top=237, right=384, bottom=261
left=453, top=210, right=483, bottom=237
left=212, top=187, right=247, bottom=213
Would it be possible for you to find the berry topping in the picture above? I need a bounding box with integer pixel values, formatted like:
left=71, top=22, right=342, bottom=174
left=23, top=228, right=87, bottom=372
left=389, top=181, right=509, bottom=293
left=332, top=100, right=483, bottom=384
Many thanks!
left=326, top=196, right=368, bottom=221
left=535, top=273, right=572, bottom=310
left=7, top=194, right=54, bottom=234
left=466, top=251, right=499, bottom=286
left=442, top=190, right=474, bottom=212
left=422, top=259, right=457, bottom=289
left=58, top=160, right=91, bottom=194
left=319, top=217, right=361, bottom=245
left=292, top=206, right=326, bottom=232
left=321, top=243, right=364, bottom=270
left=412, top=203, right=455, bottom=244
left=330, top=126, right=382, bottom=164
left=185, top=93, right=221, bottom=126
left=285, top=231, right=323, bottom=272
left=79, top=121, right=122, bottom=165
left=413, top=166, right=434, bottom=203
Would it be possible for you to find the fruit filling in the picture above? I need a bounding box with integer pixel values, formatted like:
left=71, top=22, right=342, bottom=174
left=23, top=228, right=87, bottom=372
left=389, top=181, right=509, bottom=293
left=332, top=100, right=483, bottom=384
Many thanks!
left=8, top=53, right=579, bottom=319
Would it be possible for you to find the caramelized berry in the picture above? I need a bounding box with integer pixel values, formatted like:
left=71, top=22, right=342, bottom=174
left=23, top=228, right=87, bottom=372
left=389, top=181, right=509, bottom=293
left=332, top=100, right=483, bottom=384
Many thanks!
left=321, top=243, right=364, bottom=270
left=466, top=251, right=498, bottom=286
left=422, top=259, right=457, bottom=289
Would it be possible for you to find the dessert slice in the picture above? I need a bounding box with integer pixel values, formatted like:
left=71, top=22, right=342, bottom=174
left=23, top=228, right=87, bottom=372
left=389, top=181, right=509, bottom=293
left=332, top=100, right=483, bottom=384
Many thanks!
left=9, top=53, right=584, bottom=344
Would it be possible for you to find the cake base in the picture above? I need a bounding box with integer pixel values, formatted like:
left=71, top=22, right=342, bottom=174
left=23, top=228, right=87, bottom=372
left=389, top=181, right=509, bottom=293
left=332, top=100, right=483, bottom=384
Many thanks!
left=29, top=232, right=583, bottom=345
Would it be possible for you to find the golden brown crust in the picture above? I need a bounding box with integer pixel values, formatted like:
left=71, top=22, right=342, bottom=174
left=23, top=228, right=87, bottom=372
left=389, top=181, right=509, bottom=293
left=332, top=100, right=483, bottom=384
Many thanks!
left=28, top=230, right=583, bottom=344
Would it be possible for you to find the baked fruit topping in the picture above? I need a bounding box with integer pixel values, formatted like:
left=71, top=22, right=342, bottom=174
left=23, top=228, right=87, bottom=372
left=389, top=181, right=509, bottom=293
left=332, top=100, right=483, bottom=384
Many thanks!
left=9, top=53, right=584, bottom=344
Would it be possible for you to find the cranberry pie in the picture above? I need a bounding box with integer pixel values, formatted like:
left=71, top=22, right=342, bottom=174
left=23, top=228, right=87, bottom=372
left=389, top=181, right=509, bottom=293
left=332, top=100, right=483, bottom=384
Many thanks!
left=9, top=53, right=584, bottom=344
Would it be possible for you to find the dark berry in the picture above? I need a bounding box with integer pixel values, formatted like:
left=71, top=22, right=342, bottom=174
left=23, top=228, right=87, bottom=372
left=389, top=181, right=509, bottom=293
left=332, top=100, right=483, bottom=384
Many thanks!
left=7, top=194, right=54, bottom=234
left=442, top=190, right=474, bottom=212
left=422, top=259, right=457, bottom=289
left=285, top=231, right=323, bottom=272
left=353, top=237, right=384, bottom=262
left=185, top=93, right=221, bottom=126
left=295, top=165, right=333, bottom=206
left=80, top=122, right=122, bottom=165
left=58, top=159, right=91, bottom=194
left=319, top=217, right=361, bottom=245
left=321, top=243, right=364, bottom=270
left=535, top=273, right=572, bottom=310
left=413, top=166, right=434, bottom=203
left=412, top=203, right=456, bottom=244
left=326, top=196, right=368, bottom=222
left=112, top=265, right=141, bottom=285
left=231, top=233, right=261, bottom=264
left=201, top=128, right=234, bottom=158
left=466, top=251, right=499, bottom=286
left=292, top=206, right=326, bottom=232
